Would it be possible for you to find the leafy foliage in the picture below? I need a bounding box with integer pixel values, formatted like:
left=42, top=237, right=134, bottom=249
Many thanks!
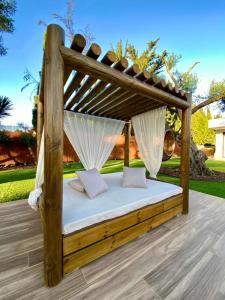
left=38, top=0, right=95, bottom=49
left=20, top=133, right=36, bottom=148
left=111, top=39, right=128, bottom=62
left=111, top=38, right=167, bottom=74
left=52, top=0, right=75, bottom=42
left=191, top=108, right=215, bottom=145
left=209, top=80, right=225, bottom=111
left=21, top=70, right=40, bottom=129
left=166, top=108, right=181, bottom=136
left=0, top=0, right=16, bottom=55
left=21, top=69, right=41, bottom=98
left=163, top=53, right=199, bottom=93
left=0, top=95, right=13, bottom=120
left=17, top=122, right=30, bottom=132
left=0, top=130, right=10, bottom=144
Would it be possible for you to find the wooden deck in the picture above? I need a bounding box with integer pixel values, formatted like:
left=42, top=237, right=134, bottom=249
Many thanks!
left=1, top=190, right=225, bottom=300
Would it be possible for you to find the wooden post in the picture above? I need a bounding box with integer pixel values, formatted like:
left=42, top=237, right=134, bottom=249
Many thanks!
left=124, top=122, right=131, bottom=167
left=180, top=93, right=192, bottom=214
left=37, top=98, right=44, bottom=157
left=40, top=24, right=65, bottom=287
left=37, top=54, right=45, bottom=158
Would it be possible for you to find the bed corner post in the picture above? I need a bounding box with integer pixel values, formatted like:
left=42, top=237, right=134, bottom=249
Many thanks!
left=124, top=122, right=131, bottom=167
left=180, top=93, right=192, bottom=214
left=41, top=24, right=65, bottom=287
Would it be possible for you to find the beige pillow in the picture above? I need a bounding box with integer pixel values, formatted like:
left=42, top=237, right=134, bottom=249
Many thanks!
left=122, top=166, right=147, bottom=188
left=68, top=178, right=85, bottom=193
left=76, top=168, right=108, bottom=199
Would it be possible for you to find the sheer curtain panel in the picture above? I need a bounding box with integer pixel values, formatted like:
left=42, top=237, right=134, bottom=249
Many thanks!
left=28, top=130, right=44, bottom=210
left=132, top=107, right=166, bottom=178
left=64, top=111, right=125, bottom=170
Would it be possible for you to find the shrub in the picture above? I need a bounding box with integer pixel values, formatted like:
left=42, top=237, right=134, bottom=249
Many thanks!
left=0, top=131, right=11, bottom=145
left=20, top=133, right=36, bottom=148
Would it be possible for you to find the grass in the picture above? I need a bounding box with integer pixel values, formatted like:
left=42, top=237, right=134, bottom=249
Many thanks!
left=0, top=158, right=225, bottom=203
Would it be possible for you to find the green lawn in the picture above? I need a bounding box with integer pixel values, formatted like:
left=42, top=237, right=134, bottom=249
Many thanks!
left=0, top=158, right=224, bottom=203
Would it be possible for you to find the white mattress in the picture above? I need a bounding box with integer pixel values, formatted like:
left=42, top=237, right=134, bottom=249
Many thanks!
left=63, top=172, right=182, bottom=235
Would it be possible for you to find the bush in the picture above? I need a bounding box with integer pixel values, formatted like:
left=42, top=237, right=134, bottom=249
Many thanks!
left=20, top=133, right=36, bottom=148
left=0, top=131, right=11, bottom=145
left=191, top=109, right=215, bottom=145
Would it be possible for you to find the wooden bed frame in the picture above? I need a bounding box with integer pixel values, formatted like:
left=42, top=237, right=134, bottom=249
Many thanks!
left=37, top=24, right=192, bottom=286
left=63, top=194, right=183, bottom=274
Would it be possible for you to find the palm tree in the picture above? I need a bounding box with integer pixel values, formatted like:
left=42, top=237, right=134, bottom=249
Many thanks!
left=21, top=69, right=41, bottom=98
left=0, top=96, right=13, bottom=121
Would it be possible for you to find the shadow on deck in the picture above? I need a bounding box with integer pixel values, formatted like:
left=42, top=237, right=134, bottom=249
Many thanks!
left=0, top=190, right=225, bottom=300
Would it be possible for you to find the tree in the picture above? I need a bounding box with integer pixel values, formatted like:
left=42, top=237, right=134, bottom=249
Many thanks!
left=112, top=38, right=225, bottom=176
left=0, top=95, right=13, bottom=122
left=38, top=0, right=95, bottom=50
left=163, top=53, right=199, bottom=93
left=111, top=39, right=167, bottom=75
left=21, top=69, right=41, bottom=129
left=191, top=108, right=215, bottom=145
left=163, top=54, right=225, bottom=176
left=0, top=0, right=16, bottom=56
left=21, top=68, right=41, bottom=97
left=17, top=122, right=30, bottom=132
left=23, top=0, right=95, bottom=130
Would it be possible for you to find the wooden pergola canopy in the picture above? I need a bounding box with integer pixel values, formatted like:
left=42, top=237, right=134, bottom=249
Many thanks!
left=41, top=29, right=191, bottom=121
left=37, top=24, right=192, bottom=287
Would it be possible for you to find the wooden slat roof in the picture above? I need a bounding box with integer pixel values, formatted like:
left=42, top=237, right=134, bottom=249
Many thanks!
left=61, top=34, right=190, bottom=121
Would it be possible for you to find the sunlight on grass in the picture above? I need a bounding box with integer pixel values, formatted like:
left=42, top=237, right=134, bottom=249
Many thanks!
left=0, top=158, right=224, bottom=203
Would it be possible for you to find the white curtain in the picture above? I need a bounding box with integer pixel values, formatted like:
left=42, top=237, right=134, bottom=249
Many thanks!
left=132, top=107, right=166, bottom=178
left=64, top=111, right=125, bottom=170
left=28, top=113, right=124, bottom=210
left=28, top=130, right=44, bottom=210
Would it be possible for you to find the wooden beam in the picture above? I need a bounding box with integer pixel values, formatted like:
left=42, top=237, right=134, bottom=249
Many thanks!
left=103, top=94, right=142, bottom=117
left=68, top=51, right=116, bottom=110
left=40, top=24, right=65, bottom=287
left=94, top=90, right=132, bottom=115
left=85, top=63, right=138, bottom=114
left=124, top=122, right=131, bottom=167
left=64, top=43, right=101, bottom=105
left=97, top=71, right=150, bottom=116
left=180, top=93, right=192, bottom=214
left=89, top=67, right=143, bottom=115
left=60, top=46, right=190, bottom=109
left=64, top=34, right=86, bottom=84
left=109, top=95, right=149, bottom=118
left=78, top=59, right=130, bottom=113
left=100, top=71, right=150, bottom=117
left=118, top=101, right=163, bottom=120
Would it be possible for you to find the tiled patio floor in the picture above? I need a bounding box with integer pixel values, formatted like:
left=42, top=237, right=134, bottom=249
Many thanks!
left=1, top=190, right=225, bottom=300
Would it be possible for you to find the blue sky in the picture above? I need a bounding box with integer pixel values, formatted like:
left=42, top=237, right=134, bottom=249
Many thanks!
left=1, top=0, right=225, bottom=125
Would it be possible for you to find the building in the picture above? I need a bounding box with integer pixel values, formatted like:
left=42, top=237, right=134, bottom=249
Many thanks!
left=208, top=118, right=225, bottom=159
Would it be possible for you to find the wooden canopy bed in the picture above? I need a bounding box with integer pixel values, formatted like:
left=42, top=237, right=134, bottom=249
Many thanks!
left=35, top=24, right=191, bottom=287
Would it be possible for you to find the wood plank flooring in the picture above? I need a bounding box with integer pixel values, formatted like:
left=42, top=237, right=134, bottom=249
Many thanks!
left=1, top=190, right=225, bottom=299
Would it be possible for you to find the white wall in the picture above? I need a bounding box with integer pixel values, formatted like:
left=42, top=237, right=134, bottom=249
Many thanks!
left=214, top=130, right=224, bottom=159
